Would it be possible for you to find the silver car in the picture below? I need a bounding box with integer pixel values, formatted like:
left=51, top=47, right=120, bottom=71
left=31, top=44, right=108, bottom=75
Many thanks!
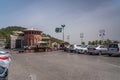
left=93, top=45, right=108, bottom=55
left=87, top=45, right=97, bottom=55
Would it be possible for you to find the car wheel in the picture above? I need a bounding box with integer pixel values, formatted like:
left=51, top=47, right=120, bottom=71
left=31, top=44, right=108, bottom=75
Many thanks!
left=90, top=52, right=92, bottom=55
left=84, top=51, right=87, bottom=54
left=108, top=54, right=112, bottom=56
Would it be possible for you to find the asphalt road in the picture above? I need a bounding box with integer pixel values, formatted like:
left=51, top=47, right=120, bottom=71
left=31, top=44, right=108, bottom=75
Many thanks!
left=9, top=51, right=120, bottom=80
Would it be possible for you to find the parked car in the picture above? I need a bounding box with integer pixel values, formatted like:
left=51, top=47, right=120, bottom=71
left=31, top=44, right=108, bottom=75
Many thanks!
left=0, top=49, right=11, bottom=80
left=77, top=45, right=88, bottom=54
left=108, top=43, right=120, bottom=56
left=69, top=44, right=81, bottom=53
left=93, top=45, right=108, bottom=55
left=87, top=45, right=98, bottom=55
left=64, top=45, right=70, bottom=52
left=0, top=49, right=11, bottom=68
left=0, top=49, right=11, bottom=54
left=0, top=61, right=8, bottom=80
left=0, top=53, right=11, bottom=68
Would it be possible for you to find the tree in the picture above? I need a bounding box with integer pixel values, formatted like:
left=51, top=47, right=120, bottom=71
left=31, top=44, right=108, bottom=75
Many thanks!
left=91, top=41, right=95, bottom=45
left=98, top=40, right=102, bottom=45
left=88, top=41, right=92, bottom=45
left=95, top=40, right=99, bottom=45
left=103, top=41, right=107, bottom=45
left=113, top=40, right=119, bottom=44
left=106, top=39, right=112, bottom=45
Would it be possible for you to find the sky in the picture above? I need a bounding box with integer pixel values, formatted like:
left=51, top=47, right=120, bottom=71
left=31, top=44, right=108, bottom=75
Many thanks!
left=0, top=0, right=120, bottom=44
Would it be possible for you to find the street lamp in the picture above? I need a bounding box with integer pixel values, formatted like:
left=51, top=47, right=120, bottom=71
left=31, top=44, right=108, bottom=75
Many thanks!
left=61, top=25, right=65, bottom=42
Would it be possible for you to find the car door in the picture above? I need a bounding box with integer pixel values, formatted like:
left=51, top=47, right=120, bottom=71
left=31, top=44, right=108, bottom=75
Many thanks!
left=99, top=45, right=107, bottom=53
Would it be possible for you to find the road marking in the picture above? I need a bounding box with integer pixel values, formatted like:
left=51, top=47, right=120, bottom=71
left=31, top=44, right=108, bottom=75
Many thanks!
left=106, top=63, right=120, bottom=69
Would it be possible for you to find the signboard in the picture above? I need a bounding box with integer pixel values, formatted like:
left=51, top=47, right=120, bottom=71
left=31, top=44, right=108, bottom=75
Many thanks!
left=55, top=28, right=62, bottom=33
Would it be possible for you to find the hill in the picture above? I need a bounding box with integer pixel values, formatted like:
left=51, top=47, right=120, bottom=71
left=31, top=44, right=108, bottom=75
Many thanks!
left=0, top=26, right=63, bottom=44
left=0, top=26, right=26, bottom=42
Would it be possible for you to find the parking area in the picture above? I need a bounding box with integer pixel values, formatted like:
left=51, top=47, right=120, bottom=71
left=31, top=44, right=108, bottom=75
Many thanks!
left=9, top=51, right=120, bottom=80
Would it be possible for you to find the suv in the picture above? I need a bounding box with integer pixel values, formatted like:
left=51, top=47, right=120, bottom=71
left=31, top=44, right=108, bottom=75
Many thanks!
left=108, top=43, right=120, bottom=56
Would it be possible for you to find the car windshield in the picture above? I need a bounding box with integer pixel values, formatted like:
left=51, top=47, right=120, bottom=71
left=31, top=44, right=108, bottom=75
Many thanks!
left=109, top=44, right=118, bottom=48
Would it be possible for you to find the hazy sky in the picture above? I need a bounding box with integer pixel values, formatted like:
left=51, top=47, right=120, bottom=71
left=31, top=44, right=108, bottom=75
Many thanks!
left=0, top=0, right=120, bottom=44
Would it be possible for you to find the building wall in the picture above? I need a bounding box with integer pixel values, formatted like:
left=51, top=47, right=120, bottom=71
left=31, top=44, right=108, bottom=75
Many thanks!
left=10, top=35, right=24, bottom=49
left=10, top=35, right=17, bottom=49
left=24, top=31, right=42, bottom=47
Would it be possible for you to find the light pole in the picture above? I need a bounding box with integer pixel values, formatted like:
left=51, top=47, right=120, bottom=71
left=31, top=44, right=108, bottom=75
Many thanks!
left=61, top=25, right=65, bottom=42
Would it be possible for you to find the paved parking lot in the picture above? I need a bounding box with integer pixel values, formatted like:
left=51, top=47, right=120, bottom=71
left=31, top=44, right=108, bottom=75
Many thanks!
left=9, top=51, right=120, bottom=80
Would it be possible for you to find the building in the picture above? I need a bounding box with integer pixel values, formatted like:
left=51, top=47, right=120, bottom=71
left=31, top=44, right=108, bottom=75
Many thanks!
left=23, top=28, right=42, bottom=48
left=10, top=31, right=24, bottom=49
left=10, top=28, right=51, bottom=49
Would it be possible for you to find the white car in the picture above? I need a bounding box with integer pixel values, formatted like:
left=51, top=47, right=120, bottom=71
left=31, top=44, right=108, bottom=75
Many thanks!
left=0, top=48, right=11, bottom=54
left=0, top=49, right=11, bottom=68
left=69, top=44, right=81, bottom=53
left=0, top=53, right=11, bottom=68
left=77, top=45, right=88, bottom=54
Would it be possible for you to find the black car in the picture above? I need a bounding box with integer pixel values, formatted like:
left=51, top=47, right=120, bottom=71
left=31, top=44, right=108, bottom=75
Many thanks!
left=0, top=66, right=8, bottom=80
